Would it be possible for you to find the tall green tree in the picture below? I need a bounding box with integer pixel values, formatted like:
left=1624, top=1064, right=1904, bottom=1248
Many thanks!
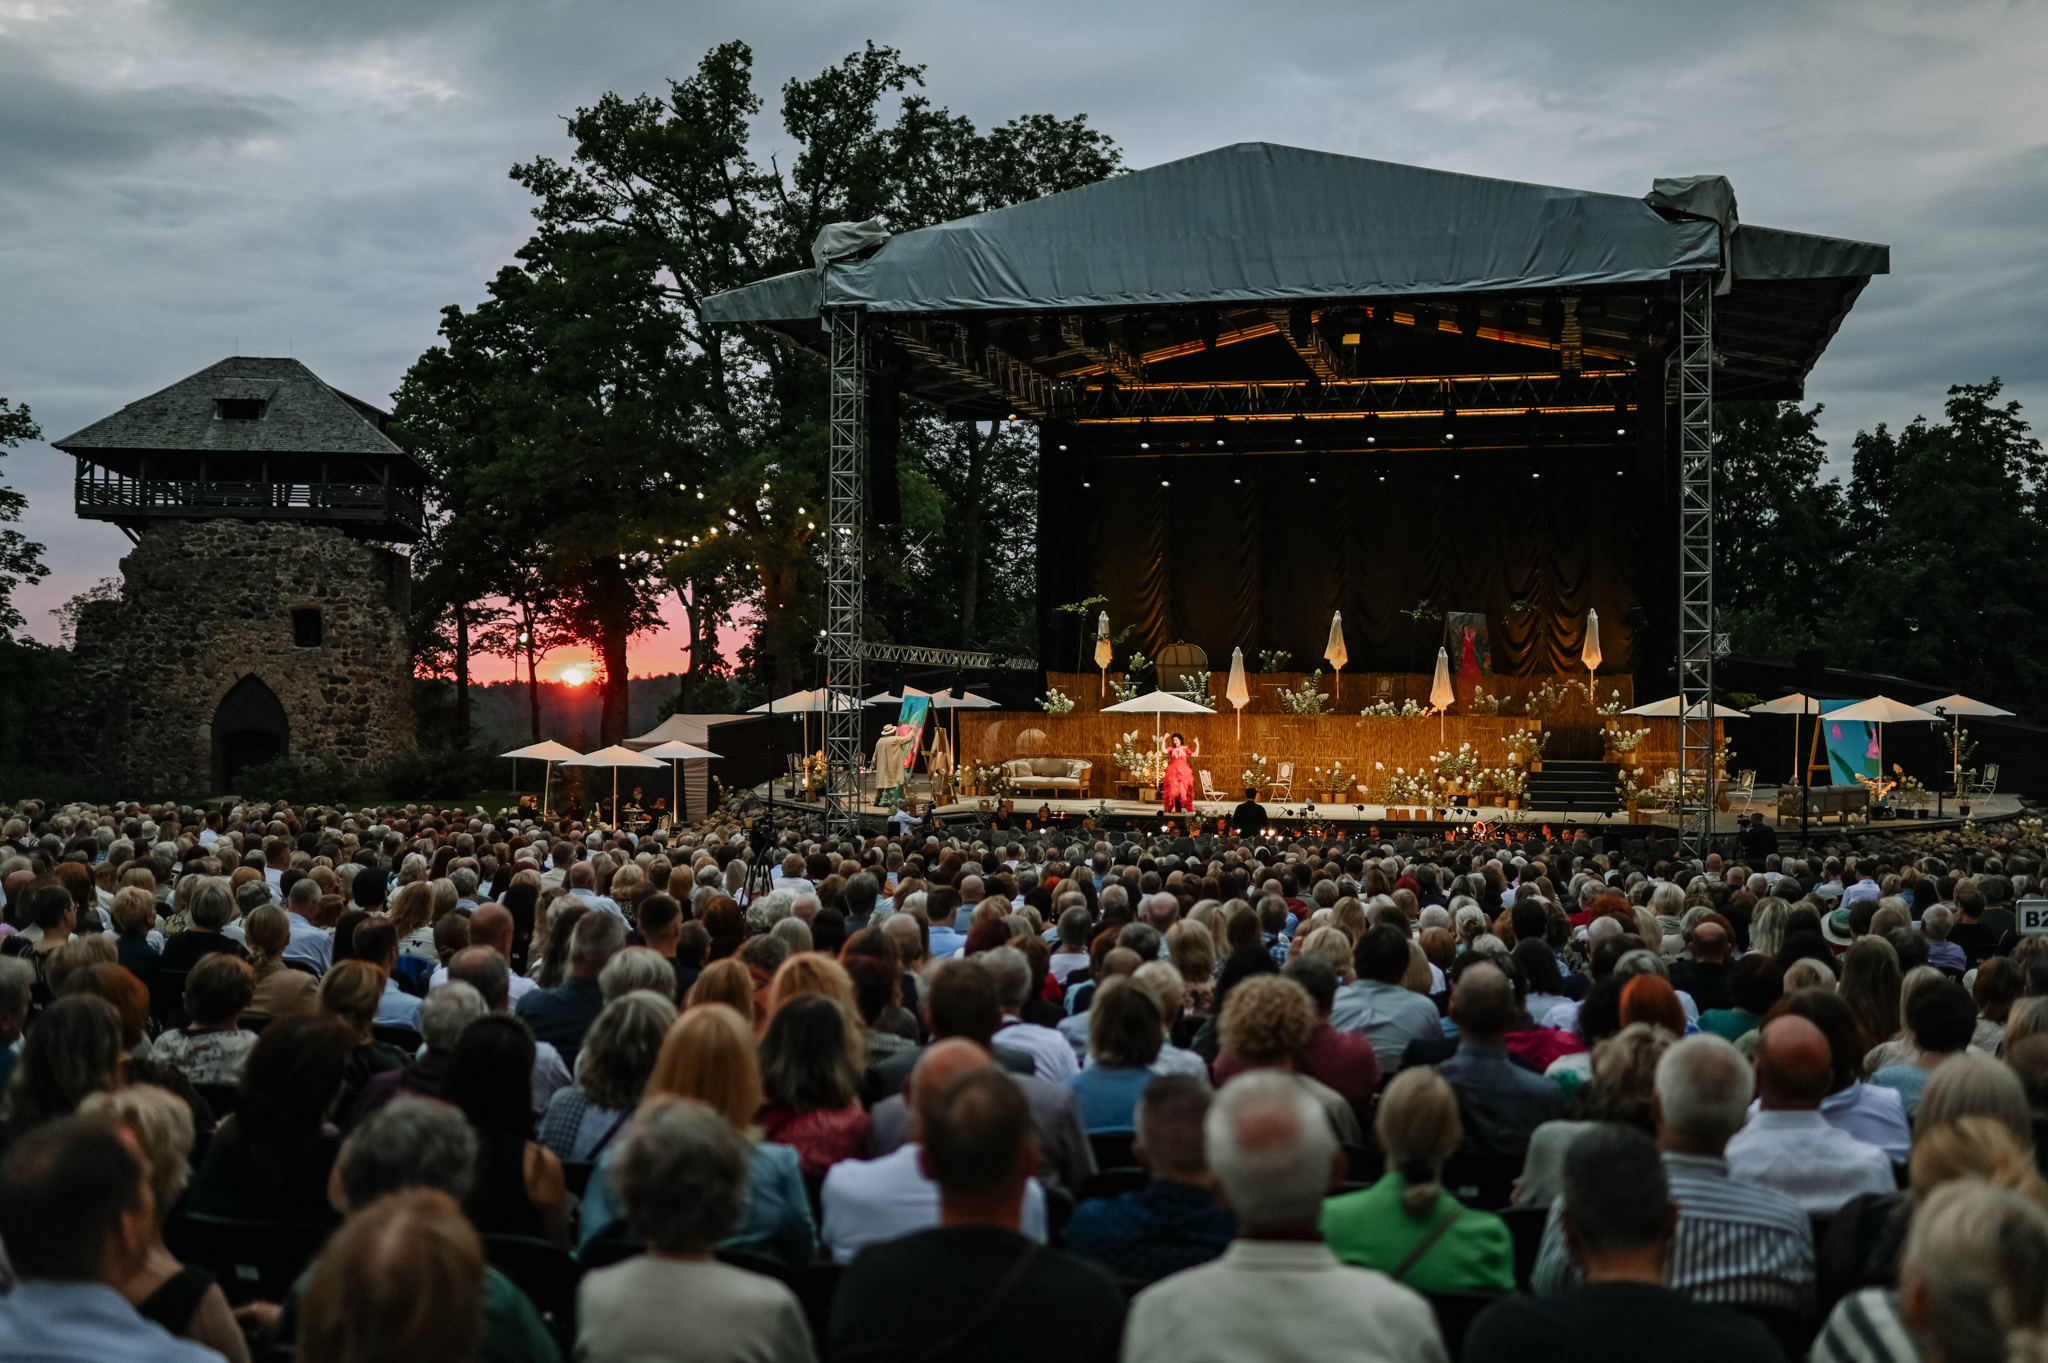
left=507, top=40, right=1118, bottom=690
left=1713, top=400, right=1847, bottom=659
left=0, top=398, right=50, bottom=640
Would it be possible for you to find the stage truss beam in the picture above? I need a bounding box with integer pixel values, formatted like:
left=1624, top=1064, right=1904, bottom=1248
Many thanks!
left=1057, top=370, right=1637, bottom=422
left=885, top=318, right=1054, bottom=419
left=858, top=640, right=1038, bottom=671
left=824, top=308, right=867, bottom=834
left=1676, top=272, right=1717, bottom=859
left=1266, top=309, right=1351, bottom=382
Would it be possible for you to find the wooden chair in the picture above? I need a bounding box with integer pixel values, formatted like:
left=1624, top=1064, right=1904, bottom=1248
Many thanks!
left=1970, top=763, right=2000, bottom=796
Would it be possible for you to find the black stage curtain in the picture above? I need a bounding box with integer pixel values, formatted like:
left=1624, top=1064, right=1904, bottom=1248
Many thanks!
left=1050, top=447, right=1639, bottom=676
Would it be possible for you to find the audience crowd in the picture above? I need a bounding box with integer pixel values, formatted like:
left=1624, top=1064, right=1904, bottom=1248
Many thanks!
left=0, top=796, right=2044, bottom=1362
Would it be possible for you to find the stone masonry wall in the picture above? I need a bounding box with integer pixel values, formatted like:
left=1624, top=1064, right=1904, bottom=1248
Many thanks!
left=69, top=520, right=415, bottom=796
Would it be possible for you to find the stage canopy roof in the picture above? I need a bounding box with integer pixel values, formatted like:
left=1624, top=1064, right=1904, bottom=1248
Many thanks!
left=704, top=142, right=1886, bottom=410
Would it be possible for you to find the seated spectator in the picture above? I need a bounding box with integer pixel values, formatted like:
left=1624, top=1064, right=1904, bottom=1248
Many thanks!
left=356, top=981, right=489, bottom=1121
left=151, top=953, right=258, bottom=1087
left=243, top=905, right=320, bottom=1018
left=984, top=944, right=1079, bottom=1082
left=578, top=1096, right=813, bottom=1363
left=580, top=1004, right=817, bottom=1273
left=319, top=959, right=413, bottom=1123
left=1698, top=953, right=1783, bottom=1043
left=1534, top=1034, right=1814, bottom=1309
left=252, top=1095, right=559, bottom=1361
left=108, top=885, right=161, bottom=991
left=830, top=1065, right=1124, bottom=1363
left=1437, top=959, right=1564, bottom=1159
left=79, top=1085, right=251, bottom=1362
left=1322, top=1067, right=1514, bottom=1294
left=1069, top=976, right=1169, bottom=1133
left=1669, top=919, right=1735, bottom=1012
left=157, top=878, right=249, bottom=975
left=1466, top=1123, right=1786, bottom=1363
left=1123, top=1070, right=1444, bottom=1363
left=1814, top=1156, right=2048, bottom=1363
left=297, top=1189, right=486, bottom=1363
left=1519, top=1023, right=1672, bottom=1207
left=1970, top=956, right=2022, bottom=1055
left=1918, top=903, right=1965, bottom=972
left=1329, top=923, right=1444, bottom=1074
left=1726, top=1014, right=1895, bottom=1214
left=537, top=990, right=676, bottom=1162
left=1131, top=961, right=1209, bottom=1076
left=1867, top=978, right=1977, bottom=1121
left=185, top=1014, right=354, bottom=1225
left=0, top=957, right=30, bottom=1091
left=447, top=945, right=573, bottom=1117
left=0, top=1115, right=223, bottom=1361
left=1212, top=973, right=1364, bottom=1145
left=443, top=1014, right=569, bottom=1247
left=599, top=945, right=677, bottom=1003
left=821, top=1038, right=1050, bottom=1263
left=684, top=957, right=757, bottom=1029
left=758, top=993, right=872, bottom=1176
left=1275, top=956, right=1380, bottom=1121
left=1764, top=987, right=1912, bottom=1164
left=515, top=909, right=624, bottom=1066
left=0, top=994, right=124, bottom=1154
left=1063, top=1074, right=1235, bottom=1284
left=348, top=920, right=421, bottom=1034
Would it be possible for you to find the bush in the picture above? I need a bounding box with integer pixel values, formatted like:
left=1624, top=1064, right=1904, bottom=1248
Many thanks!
left=236, top=754, right=362, bottom=805
left=378, top=745, right=515, bottom=801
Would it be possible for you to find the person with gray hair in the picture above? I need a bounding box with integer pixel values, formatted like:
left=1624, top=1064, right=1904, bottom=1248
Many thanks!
left=1470, top=1123, right=1786, bottom=1362
left=578, top=1095, right=813, bottom=1363
left=1123, top=1070, right=1444, bottom=1362
left=1920, top=903, right=1966, bottom=972
left=1532, top=1032, right=1814, bottom=1307
left=540, top=990, right=678, bottom=1163
left=599, top=946, right=678, bottom=1003
left=770, top=916, right=814, bottom=955
left=255, top=1096, right=559, bottom=1358
left=982, top=944, right=1078, bottom=1082
left=158, top=877, right=250, bottom=975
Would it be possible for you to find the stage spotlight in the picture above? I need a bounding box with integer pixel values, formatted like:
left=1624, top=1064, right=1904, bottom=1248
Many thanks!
left=1362, top=411, right=1378, bottom=446
left=1161, top=478, right=1171, bottom=487
left=1139, top=442, right=1150, bottom=450
left=1216, top=440, right=1226, bottom=448
left=1081, top=480, right=1091, bottom=488
left=1441, top=407, right=1458, bottom=445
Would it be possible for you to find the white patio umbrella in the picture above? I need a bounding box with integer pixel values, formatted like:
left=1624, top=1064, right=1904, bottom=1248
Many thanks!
left=1094, top=612, right=1113, bottom=696
left=1828, top=695, right=1934, bottom=788
left=500, top=739, right=580, bottom=816
left=1917, top=694, right=2014, bottom=792
left=640, top=739, right=723, bottom=824
left=1623, top=695, right=1750, bottom=719
left=565, top=744, right=665, bottom=824
left=1581, top=609, right=1603, bottom=694
left=929, top=688, right=998, bottom=752
left=1225, top=647, right=1250, bottom=738
left=1430, top=647, right=1455, bottom=741
left=1324, top=611, right=1348, bottom=703
left=750, top=687, right=860, bottom=766
left=1749, top=693, right=1828, bottom=787
left=1101, top=689, right=1215, bottom=735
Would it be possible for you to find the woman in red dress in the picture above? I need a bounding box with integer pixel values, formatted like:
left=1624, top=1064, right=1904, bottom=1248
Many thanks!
left=1160, top=732, right=1200, bottom=813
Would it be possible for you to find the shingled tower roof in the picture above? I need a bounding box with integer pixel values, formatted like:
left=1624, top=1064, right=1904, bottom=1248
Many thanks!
left=54, top=356, right=409, bottom=458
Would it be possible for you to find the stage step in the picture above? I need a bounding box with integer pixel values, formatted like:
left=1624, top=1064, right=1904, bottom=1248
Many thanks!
left=1526, top=760, right=1623, bottom=815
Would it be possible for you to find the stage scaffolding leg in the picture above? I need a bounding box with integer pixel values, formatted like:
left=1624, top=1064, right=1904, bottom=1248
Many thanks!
left=1676, top=272, right=1717, bottom=860
left=824, top=307, right=867, bottom=836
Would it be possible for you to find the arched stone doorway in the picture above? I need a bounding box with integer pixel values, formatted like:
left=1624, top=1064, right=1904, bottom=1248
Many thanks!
left=212, top=674, right=289, bottom=792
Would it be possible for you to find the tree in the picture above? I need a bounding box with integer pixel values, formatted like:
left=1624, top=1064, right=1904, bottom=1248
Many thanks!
left=507, top=41, right=1119, bottom=689
left=1712, top=401, right=1847, bottom=658
left=0, top=398, right=50, bottom=640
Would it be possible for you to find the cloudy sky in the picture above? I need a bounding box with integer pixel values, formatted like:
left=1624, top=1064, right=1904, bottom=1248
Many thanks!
left=4, top=0, right=2044, bottom=678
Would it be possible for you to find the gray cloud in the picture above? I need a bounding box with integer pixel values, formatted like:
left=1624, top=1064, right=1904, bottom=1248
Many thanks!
left=3, top=0, right=2047, bottom=639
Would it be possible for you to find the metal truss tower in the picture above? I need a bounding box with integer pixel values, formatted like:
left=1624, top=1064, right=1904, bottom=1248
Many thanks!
left=824, top=309, right=867, bottom=835
left=1675, top=273, right=1718, bottom=860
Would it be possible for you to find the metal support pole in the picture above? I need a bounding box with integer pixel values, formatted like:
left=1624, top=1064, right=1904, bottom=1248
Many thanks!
left=824, top=308, right=868, bottom=836
left=1676, top=272, right=1717, bottom=860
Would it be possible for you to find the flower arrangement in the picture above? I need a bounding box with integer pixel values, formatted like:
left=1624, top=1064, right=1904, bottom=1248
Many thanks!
left=1174, top=671, right=1212, bottom=702
left=1526, top=678, right=1571, bottom=718
left=1468, top=689, right=1505, bottom=716
left=1378, top=765, right=1432, bottom=806
left=2017, top=817, right=2045, bottom=853
left=1503, top=728, right=1550, bottom=766
left=1241, top=753, right=1271, bottom=791
left=1037, top=687, right=1076, bottom=715
left=1610, top=726, right=1652, bottom=754
left=800, top=749, right=828, bottom=794
left=1125, top=651, right=1153, bottom=686
left=1114, top=731, right=1164, bottom=786
left=1258, top=649, right=1293, bottom=673
left=1856, top=772, right=1898, bottom=806
left=1427, top=744, right=1480, bottom=805
left=1893, top=765, right=1932, bottom=809
left=1110, top=676, right=1141, bottom=703
left=1593, top=687, right=1626, bottom=717
left=1357, top=698, right=1426, bottom=719
left=1617, top=766, right=1665, bottom=811
left=1277, top=670, right=1330, bottom=715
left=1485, top=766, right=1529, bottom=799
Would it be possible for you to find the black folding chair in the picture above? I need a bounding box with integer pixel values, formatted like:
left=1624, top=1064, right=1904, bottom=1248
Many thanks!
left=795, top=1262, right=843, bottom=1352
left=1497, top=1204, right=1550, bottom=1292
left=1440, top=1149, right=1523, bottom=1211
left=164, top=1213, right=333, bottom=1306
left=371, top=1024, right=423, bottom=1053
left=715, top=1248, right=796, bottom=1284
left=482, top=1233, right=581, bottom=1349
left=1422, top=1292, right=1500, bottom=1361
left=1079, top=1168, right=1149, bottom=1202
left=578, top=1229, right=644, bottom=1271
left=1088, top=1132, right=1135, bottom=1171
left=191, top=1082, right=239, bottom=1121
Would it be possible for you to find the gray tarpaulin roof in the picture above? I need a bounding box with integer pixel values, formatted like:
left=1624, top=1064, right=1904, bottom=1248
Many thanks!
left=703, top=142, right=1886, bottom=325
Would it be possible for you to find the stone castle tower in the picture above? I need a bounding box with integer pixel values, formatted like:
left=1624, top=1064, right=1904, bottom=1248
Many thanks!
left=54, top=357, right=420, bottom=795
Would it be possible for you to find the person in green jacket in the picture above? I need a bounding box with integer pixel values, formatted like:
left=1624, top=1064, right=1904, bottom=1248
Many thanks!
left=1320, top=1067, right=1515, bottom=1295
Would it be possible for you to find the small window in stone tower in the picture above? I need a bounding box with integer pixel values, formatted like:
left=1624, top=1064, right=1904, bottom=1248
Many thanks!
left=215, top=398, right=267, bottom=421
left=291, top=607, right=323, bottom=648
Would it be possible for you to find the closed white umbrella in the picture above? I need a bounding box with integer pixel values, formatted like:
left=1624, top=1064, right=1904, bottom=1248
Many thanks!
left=640, top=739, right=722, bottom=824
left=1324, top=611, right=1348, bottom=703
left=1581, top=609, right=1603, bottom=693
left=1226, top=648, right=1250, bottom=738
left=1828, top=695, right=1934, bottom=787
left=566, top=744, right=665, bottom=823
left=1102, top=689, right=1215, bottom=735
left=1094, top=613, right=1113, bottom=696
left=500, top=740, right=581, bottom=816
left=1430, top=647, right=1455, bottom=742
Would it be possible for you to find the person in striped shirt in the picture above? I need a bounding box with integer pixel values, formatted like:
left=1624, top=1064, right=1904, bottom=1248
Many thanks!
left=1533, top=1033, right=1814, bottom=1309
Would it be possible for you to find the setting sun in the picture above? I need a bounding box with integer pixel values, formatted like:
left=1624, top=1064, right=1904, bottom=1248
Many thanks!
left=560, top=667, right=588, bottom=687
